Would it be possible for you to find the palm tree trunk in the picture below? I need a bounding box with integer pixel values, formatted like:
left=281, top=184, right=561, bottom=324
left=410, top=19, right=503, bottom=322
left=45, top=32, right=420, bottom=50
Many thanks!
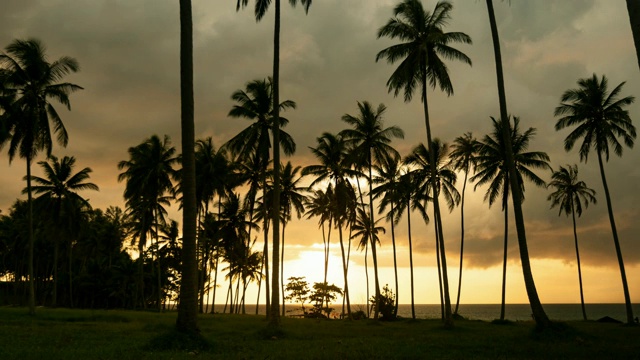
left=390, top=205, right=399, bottom=317
left=500, top=195, right=508, bottom=321
left=596, top=152, right=634, bottom=324
left=421, top=78, right=453, bottom=327
left=364, top=241, right=370, bottom=317
left=269, top=0, right=283, bottom=328
left=263, top=219, right=271, bottom=317
left=338, top=223, right=352, bottom=319
left=454, top=169, right=469, bottom=315
left=571, top=204, right=587, bottom=321
left=27, top=157, right=35, bottom=315
left=53, top=238, right=58, bottom=307
left=486, top=0, right=550, bottom=329
left=407, top=197, right=415, bottom=320
left=211, top=255, right=219, bottom=314
left=281, top=222, right=286, bottom=317
left=68, top=238, right=74, bottom=308
left=626, top=0, right=640, bottom=71
left=176, top=0, right=199, bottom=333
left=368, top=162, right=381, bottom=320
left=435, top=217, right=444, bottom=320
left=155, top=209, right=162, bottom=311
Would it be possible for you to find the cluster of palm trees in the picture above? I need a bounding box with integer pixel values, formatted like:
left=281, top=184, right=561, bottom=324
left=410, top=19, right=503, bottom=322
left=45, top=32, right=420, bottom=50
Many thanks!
left=2, top=0, right=638, bottom=334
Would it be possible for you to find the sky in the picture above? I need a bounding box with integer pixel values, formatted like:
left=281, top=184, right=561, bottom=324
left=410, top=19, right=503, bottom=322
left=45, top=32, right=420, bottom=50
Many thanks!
left=1, top=0, right=639, bottom=308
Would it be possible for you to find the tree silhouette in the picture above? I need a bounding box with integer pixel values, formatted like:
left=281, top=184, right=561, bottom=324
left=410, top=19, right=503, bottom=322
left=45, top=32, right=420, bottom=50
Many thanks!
left=236, top=0, right=311, bottom=327
left=472, top=116, right=550, bottom=321
left=377, top=0, right=471, bottom=327
left=547, top=164, right=596, bottom=321
left=554, top=73, right=636, bottom=324
left=0, top=38, right=82, bottom=314
left=449, top=132, right=478, bottom=315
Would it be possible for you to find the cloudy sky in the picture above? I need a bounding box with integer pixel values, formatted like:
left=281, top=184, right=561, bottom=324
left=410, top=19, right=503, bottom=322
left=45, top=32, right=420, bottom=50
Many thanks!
left=1, top=0, right=639, bottom=308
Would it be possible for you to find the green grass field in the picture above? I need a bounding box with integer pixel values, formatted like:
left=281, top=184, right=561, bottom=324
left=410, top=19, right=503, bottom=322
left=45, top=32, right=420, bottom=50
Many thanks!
left=0, top=307, right=638, bottom=359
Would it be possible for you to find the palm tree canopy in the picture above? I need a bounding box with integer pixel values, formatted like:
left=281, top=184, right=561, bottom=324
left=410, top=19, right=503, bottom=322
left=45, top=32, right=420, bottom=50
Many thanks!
left=547, top=164, right=597, bottom=217
left=405, top=139, right=460, bottom=212
left=0, top=38, right=83, bottom=162
left=224, top=78, right=296, bottom=162
left=340, top=101, right=404, bottom=170
left=554, top=73, right=636, bottom=162
left=194, top=137, right=241, bottom=211
left=237, top=0, right=312, bottom=21
left=376, top=0, right=472, bottom=102
left=351, top=207, right=386, bottom=250
left=449, top=132, right=478, bottom=174
left=472, top=116, right=551, bottom=208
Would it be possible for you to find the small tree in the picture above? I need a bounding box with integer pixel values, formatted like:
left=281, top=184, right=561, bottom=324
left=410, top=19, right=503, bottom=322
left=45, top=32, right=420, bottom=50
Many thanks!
left=309, top=282, right=342, bottom=318
left=370, top=284, right=396, bottom=321
left=284, top=276, right=310, bottom=315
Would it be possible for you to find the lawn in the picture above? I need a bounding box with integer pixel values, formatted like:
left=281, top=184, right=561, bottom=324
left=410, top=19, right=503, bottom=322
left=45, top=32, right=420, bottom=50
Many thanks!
left=0, top=307, right=638, bottom=359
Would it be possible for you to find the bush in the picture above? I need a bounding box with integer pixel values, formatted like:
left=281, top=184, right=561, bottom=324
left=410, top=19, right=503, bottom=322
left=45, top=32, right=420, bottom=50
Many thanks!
left=370, top=284, right=396, bottom=321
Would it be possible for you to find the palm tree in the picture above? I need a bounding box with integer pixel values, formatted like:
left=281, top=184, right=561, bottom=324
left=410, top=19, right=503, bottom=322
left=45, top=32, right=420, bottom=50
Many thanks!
left=0, top=38, right=82, bottom=314
left=351, top=207, right=385, bottom=314
left=449, top=132, right=478, bottom=315
left=547, top=164, right=596, bottom=321
left=303, top=132, right=358, bottom=319
left=472, top=116, right=550, bottom=321
left=376, top=0, right=471, bottom=327
left=118, top=134, right=178, bottom=309
left=371, top=153, right=402, bottom=317
left=554, top=73, right=636, bottom=325
left=224, top=77, right=296, bottom=317
left=236, top=0, right=311, bottom=327
left=176, top=0, right=198, bottom=332
left=304, top=187, right=333, bottom=295
left=340, top=101, right=403, bottom=319
left=484, top=0, right=551, bottom=328
left=405, top=140, right=460, bottom=319
left=28, top=155, right=98, bottom=307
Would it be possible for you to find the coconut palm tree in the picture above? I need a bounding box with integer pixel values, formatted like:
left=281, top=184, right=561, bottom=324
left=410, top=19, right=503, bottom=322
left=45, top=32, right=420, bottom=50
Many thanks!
left=28, top=155, right=98, bottom=307
left=118, top=134, right=178, bottom=309
left=554, top=73, right=636, bottom=325
left=351, top=207, right=385, bottom=315
left=484, top=0, right=551, bottom=328
left=176, top=0, right=198, bottom=332
left=472, top=116, right=550, bottom=321
left=547, top=164, right=596, bottom=321
left=303, top=132, right=358, bottom=318
left=0, top=38, right=82, bottom=314
left=371, top=152, right=402, bottom=317
left=376, top=0, right=471, bottom=327
left=304, top=187, right=333, bottom=293
left=405, top=140, right=459, bottom=319
left=236, top=0, right=312, bottom=326
left=340, top=101, right=403, bottom=319
left=449, top=132, right=478, bottom=315
left=224, top=77, right=296, bottom=317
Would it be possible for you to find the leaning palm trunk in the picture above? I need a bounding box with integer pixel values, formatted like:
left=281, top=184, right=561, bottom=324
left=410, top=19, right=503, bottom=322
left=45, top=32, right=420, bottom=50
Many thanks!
left=368, top=163, right=381, bottom=320
left=571, top=203, right=587, bottom=321
left=421, top=81, right=454, bottom=327
left=338, top=223, right=352, bottom=319
left=211, top=255, right=220, bottom=314
left=486, top=0, right=550, bottom=328
left=434, top=219, right=444, bottom=320
left=627, top=0, right=640, bottom=71
left=407, top=196, right=416, bottom=319
left=281, top=223, right=286, bottom=317
left=596, top=152, right=634, bottom=324
left=390, top=205, right=399, bottom=317
left=454, top=167, right=469, bottom=314
left=500, top=193, right=508, bottom=321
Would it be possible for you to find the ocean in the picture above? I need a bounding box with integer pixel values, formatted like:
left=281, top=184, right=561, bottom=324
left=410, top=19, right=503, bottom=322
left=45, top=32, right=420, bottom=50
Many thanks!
left=207, top=303, right=640, bottom=322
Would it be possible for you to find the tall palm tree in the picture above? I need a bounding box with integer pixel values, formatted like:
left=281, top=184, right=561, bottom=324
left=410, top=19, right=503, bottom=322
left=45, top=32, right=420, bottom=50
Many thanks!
left=224, top=77, right=296, bottom=317
left=340, top=101, right=403, bottom=319
left=303, top=132, right=358, bottom=318
left=176, top=0, right=198, bottom=332
left=236, top=0, right=311, bottom=327
left=405, top=140, right=460, bottom=319
left=472, top=116, right=550, bottom=321
left=0, top=38, right=82, bottom=314
left=371, top=152, right=402, bottom=317
left=351, top=207, right=385, bottom=313
left=376, top=0, right=471, bottom=327
left=485, top=0, right=551, bottom=328
left=28, top=155, right=98, bottom=307
left=554, top=73, right=636, bottom=325
left=547, top=164, right=596, bottom=321
left=304, top=187, right=333, bottom=294
left=449, top=132, right=478, bottom=315
left=118, top=134, right=178, bottom=309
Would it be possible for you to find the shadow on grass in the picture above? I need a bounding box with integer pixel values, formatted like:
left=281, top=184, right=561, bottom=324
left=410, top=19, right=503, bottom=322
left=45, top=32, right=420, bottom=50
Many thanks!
left=145, top=328, right=211, bottom=353
left=491, top=319, right=515, bottom=325
left=531, top=321, right=582, bottom=343
left=256, top=323, right=287, bottom=340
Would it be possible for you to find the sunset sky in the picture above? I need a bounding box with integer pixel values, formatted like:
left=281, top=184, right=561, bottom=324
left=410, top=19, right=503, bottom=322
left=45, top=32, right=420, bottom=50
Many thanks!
left=1, top=0, right=639, bottom=307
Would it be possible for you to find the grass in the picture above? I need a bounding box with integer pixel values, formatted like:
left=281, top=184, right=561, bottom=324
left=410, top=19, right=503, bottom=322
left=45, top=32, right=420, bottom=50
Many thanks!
left=0, top=307, right=638, bottom=359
